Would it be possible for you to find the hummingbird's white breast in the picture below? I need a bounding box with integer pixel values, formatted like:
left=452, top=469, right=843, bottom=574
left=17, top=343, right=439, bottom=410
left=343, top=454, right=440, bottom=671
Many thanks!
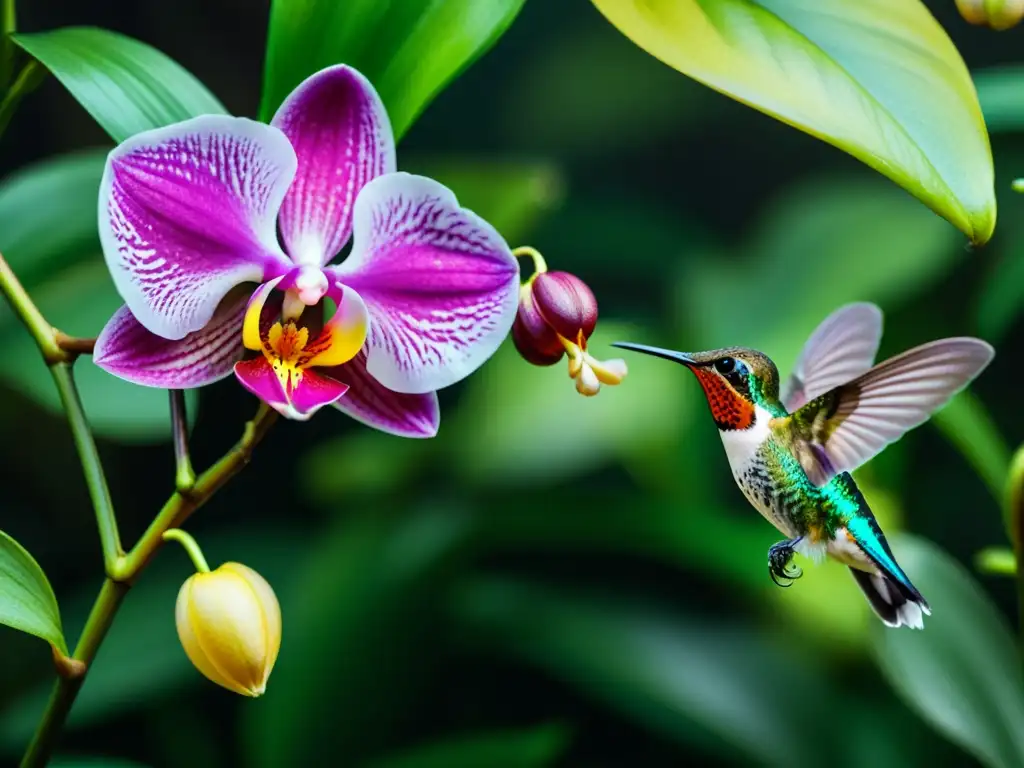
left=718, top=405, right=797, bottom=538
left=718, top=405, right=773, bottom=473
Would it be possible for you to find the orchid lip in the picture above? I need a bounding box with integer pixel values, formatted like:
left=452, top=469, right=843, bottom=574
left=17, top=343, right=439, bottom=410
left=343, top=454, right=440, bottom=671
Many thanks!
left=611, top=342, right=695, bottom=366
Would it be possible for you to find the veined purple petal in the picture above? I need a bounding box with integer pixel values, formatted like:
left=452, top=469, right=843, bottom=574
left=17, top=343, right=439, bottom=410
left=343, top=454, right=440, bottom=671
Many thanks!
left=272, top=65, right=396, bottom=268
left=324, top=350, right=440, bottom=438
left=288, top=370, right=350, bottom=420
left=331, top=173, right=519, bottom=394
left=100, top=116, right=297, bottom=341
left=94, top=290, right=249, bottom=388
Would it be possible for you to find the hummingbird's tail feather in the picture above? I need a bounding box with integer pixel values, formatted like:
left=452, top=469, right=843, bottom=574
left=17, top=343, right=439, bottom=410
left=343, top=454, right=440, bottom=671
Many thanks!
left=849, top=567, right=931, bottom=629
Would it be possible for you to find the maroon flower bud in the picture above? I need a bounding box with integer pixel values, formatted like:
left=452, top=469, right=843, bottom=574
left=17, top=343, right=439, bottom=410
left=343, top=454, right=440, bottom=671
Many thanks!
left=511, top=249, right=626, bottom=396
left=512, top=286, right=563, bottom=366
left=531, top=271, right=598, bottom=343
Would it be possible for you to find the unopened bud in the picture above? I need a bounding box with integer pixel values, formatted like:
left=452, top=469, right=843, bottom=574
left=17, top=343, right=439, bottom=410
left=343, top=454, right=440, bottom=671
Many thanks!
left=175, top=562, right=281, bottom=697
left=511, top=251, right=626, bottom=396
left=957, top=0, right=1024, bottom=29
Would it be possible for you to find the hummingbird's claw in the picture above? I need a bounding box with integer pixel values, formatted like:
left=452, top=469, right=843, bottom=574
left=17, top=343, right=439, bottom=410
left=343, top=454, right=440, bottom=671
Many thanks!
left=768, top=539, right=803, bottom=588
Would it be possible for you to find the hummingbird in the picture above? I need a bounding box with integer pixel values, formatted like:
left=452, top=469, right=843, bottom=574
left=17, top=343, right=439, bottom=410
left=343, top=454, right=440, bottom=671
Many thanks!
left=614, top=303, right=994, bottom=629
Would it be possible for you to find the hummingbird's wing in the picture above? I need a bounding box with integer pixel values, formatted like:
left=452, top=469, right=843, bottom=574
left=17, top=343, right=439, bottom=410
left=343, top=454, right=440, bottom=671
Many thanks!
left=781, top=303, right=883, bottom=412
left=781, top=338, right=994, bottom=486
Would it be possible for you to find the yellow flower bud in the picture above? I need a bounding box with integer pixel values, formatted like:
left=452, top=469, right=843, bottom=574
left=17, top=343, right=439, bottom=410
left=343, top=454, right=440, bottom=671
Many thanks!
left=174, top=562, right=281, bottom=697
left=957, top=0, right=1024, bottom=30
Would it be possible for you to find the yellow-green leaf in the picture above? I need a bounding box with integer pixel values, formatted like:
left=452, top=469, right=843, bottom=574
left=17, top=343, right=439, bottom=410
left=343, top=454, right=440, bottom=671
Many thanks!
left=590, top=0, right=996, bottom=244
left=0, top=530, right=66, bottom=654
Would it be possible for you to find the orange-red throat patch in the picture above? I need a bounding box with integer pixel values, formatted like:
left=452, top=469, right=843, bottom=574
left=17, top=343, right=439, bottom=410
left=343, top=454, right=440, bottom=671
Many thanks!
left=691, top=367, right=755, bottom=430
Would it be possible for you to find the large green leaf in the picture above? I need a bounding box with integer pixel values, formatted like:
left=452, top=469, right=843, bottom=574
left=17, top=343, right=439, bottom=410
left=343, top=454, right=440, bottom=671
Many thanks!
left=13, top=27, right=226, bottom=143
left=872, top=535, right=1024, bottom=768
left=453, top=579, right=883, bottom=767
left=367, top=724, right=569, bottom=768
left=0, top=261, right=198, bottom=442
left=590, top=0, right=995, bottom=244
left=243, top=506, right=473, bottom=767
left=259, top=0, right=527, bottom=137
left=0, top=530, right=66, bottom=654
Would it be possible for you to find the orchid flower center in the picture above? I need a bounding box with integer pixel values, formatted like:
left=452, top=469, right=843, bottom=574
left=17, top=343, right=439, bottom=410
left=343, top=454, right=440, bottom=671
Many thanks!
left=266, top=321, right=310, bottom=391
left=282, top=266, right=330, bottom=320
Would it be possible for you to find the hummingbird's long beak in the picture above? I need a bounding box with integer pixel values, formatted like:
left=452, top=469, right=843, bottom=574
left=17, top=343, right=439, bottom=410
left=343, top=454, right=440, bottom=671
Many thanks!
left=611, top=342, right=695, bottom=366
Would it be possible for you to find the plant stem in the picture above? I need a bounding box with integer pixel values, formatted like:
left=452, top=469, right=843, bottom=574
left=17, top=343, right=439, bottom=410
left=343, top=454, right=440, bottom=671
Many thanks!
left=170, top=390, right=195, bottom=493
left=512, top=245, right=548, bottom=277
left=0, top=59, right=44, bottom=141
left=54, top=332, right=96, bottom=356
left=50, top=363, right=123, bottom=569
left=1005, top=443, right=1024, bottom=647
left=0, top=250, right=64, bottom=364
left=20, top=403, right=277, bottom=764
left=162, top=529, right=210, bottom=573
left=19, top=578, right=128, bottom=768
left=0, top=0, right=16, bottom=90
left=116, top=403, right=277, bottom=581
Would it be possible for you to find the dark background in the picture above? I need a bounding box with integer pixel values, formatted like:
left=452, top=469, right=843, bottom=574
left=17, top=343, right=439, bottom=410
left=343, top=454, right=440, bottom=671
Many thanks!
left=0, top=1, right=1022, bottom=766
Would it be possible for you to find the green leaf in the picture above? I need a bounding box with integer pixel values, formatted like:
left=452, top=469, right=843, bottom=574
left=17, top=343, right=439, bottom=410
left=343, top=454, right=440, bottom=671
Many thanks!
left=872, top=535, right=1024, bottom=768
left=243, top=506, right=473, bottom=767
left=0, top=530, right=66, bottom=654
left=591, top=0, right=995, bottom=244
left=976, top=66, right=1024, bottom=133
left=13, top=27, right=226, bottom=142
left=452, top=579, right=860, bottom=767
left=404, top=157, right=564, bottom=244
left=260, top=0, right=527, bottom=137
left=931, top=390, right=1010, bottom=505
left=367, top=724, right=570, bottom=768
left=445, top=323, right=691, bottom=485
left=0, top=261, right=198, bottom=442
left=975, top=547, right=1015, bottom=576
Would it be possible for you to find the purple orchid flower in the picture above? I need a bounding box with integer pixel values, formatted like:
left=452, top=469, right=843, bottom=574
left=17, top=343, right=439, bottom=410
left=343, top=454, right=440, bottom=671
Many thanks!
left=93, top=65, right=520, bottom=436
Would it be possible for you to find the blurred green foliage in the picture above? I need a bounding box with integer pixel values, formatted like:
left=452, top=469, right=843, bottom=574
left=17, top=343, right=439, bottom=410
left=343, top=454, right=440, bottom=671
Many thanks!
left=0, top=0, right=1021, bottom=766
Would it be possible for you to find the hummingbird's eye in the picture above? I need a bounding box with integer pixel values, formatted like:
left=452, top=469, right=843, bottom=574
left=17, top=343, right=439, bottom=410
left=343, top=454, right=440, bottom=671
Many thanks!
left=714, top=357, right=737, bottom=375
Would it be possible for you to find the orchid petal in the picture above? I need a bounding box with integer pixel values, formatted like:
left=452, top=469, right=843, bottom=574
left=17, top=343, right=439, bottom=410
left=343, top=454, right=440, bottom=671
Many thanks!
left=272, top=65, right=396, bottom=268
left=100, top=115, right=296, bottom=341
left=242, top=277, right=285, bottom=352
left=302, top=283, right=370, bottom=369
left=94, top=290, right=248, bottom=388
left=324, top=350, right=439, bottom=438
left=287, top=369, right=350, bottom=420
left=233, top=357, right=289, bottom=412
left=331, top=172, right=519, bottom=394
